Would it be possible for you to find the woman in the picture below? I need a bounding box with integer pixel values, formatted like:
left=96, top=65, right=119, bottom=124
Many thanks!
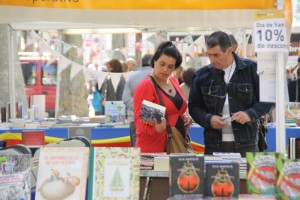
left=100, top=59, right=126, bottom=101
left=91, top=85, right=103, bottom=115
left=133, top=41, right=193, bottom=153
left=180, top=67, right=196, bottom=101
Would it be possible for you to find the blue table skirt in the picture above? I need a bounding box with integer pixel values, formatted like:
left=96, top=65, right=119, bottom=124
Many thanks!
left=0, top=125, right=299, bottom=152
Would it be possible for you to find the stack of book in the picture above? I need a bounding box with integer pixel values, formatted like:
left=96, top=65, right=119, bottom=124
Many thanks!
left=140, top=152, right=167, bottom=170
left=24, top=121, right=40, bottom=129
left=9, top=119, right=26, bottom=128
left=154, top=155, right=169, bottom=171
left=39, top=119, right=56, bottom=127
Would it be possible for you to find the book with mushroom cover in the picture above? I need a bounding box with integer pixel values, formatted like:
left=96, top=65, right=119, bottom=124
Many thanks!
left=88, top=147, right=140, bottom=200
left=0, top=154, right=31, bottom=200
left=169, top=154, right=204, bottom=199
left=205, top=160, right=240, bottom=198
left=35, top=147, right=90, bottom=200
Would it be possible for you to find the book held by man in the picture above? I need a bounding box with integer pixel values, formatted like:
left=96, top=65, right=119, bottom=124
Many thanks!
left=140, top=99, right=166, bottom=124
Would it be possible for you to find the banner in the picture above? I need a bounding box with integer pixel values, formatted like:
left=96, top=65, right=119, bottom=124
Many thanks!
left=0, top=0, right=277, bottom=10
left=253, top=11, right=288, bottom=52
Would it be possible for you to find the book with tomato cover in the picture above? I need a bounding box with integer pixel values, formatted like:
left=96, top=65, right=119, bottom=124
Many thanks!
left=169, top=154, right=204, bottom=199
left=276, top=158, right=300, bottom=200
left=140, top=99, right=166, bottom=125
left=246, top=152, right=284, bottom=195
left=205, top=160, right=239, bottom=198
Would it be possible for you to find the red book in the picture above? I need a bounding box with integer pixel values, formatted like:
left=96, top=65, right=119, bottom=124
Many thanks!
left=22, top=130, right=45, bottom=147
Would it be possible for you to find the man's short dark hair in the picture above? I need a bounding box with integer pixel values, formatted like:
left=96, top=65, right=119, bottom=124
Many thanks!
left=142, top=54, right=153, bottom=67
left=297, top=56, right=300, bottom=63
left=206, top=31, right=232, bottom=52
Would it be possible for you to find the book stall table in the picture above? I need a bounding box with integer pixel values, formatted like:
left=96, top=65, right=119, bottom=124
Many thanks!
left=0, top=125, right=299, bottom=154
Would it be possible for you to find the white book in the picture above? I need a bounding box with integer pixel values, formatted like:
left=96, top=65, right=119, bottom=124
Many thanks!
left=140, top=100, right=166, bottom=124
left=35, top=147, right=89, bottom=200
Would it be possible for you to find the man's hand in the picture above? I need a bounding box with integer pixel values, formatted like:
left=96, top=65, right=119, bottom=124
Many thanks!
left=231, top=111, right=251, bottom=124
left=210, top=115, right=227, bottom=129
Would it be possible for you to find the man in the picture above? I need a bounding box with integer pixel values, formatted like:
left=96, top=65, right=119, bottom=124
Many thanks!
left=288, top=67, right=300, bottom=102
left=122, top=54, right=153, bottom=111
left=188, top=31, right=273, bottom=157
left=125, top=57, right=137, bottom=71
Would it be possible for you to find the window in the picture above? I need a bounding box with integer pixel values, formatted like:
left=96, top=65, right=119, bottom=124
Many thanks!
left=21, top=63, right=36, bottom=86
left=41, top=63, right=57, bottom=86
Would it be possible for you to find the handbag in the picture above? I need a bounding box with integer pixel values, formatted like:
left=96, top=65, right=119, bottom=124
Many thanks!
left=150, top=76, right=193, bottom=154
left=165, top=126, right=192, bottom=154
left=257, top=118, right=268, bottom=152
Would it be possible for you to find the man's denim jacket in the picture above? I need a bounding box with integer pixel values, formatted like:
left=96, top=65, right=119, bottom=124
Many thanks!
left=188, top=52, right=274, bottom=150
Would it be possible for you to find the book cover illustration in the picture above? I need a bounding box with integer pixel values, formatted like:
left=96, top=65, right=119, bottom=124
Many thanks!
left=140, top=99, right=166, bottom=125
left=169, top=154, right=204, bottom=199
left=68, top=126, right=92, bottom=141
left=88, top=147, right=140, bottom=200
left=246, top=152, right=284, bottom=195
left=0, top=154, right=31, bottom=200
left=276, top=159, right=300, bottom=200
left=35, top=147, right=90, bottom=200
left=205, top=161, right=239, bottom=198
left=104, top=101, right=126, bottom=124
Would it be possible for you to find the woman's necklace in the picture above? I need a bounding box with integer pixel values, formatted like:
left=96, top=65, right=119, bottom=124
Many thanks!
left=152, top=75, right=172, bottom=93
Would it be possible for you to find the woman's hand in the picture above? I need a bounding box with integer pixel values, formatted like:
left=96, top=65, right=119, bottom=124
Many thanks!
left=153, top=117, right=166, bottom=133
left=184, top=115, right=193, bottom=130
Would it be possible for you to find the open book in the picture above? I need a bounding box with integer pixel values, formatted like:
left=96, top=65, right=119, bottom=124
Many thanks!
left=140, top=100, right=166, bottom=124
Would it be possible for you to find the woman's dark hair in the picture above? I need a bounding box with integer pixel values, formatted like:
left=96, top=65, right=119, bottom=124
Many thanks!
left=107, top=59, right=124, bottom=72
left=181, top=67, right=196, bottom=87
left=206, top=31, right=232, bottom=52
left=151, top=41, right=182, bottom=69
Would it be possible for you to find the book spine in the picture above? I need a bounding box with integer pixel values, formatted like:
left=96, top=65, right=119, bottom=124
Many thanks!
left=88, top=147, right=95, bottom=200
left=290, top=137, right=295, bottom=159
left=1, top=106, right=6, bottom=122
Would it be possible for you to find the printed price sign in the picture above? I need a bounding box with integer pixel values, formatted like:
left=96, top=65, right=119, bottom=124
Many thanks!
left=253, top=11, right=288, bottom=52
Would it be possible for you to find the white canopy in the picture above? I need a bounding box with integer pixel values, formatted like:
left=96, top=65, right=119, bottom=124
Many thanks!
left=0, top=6, right=270, bottom=31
